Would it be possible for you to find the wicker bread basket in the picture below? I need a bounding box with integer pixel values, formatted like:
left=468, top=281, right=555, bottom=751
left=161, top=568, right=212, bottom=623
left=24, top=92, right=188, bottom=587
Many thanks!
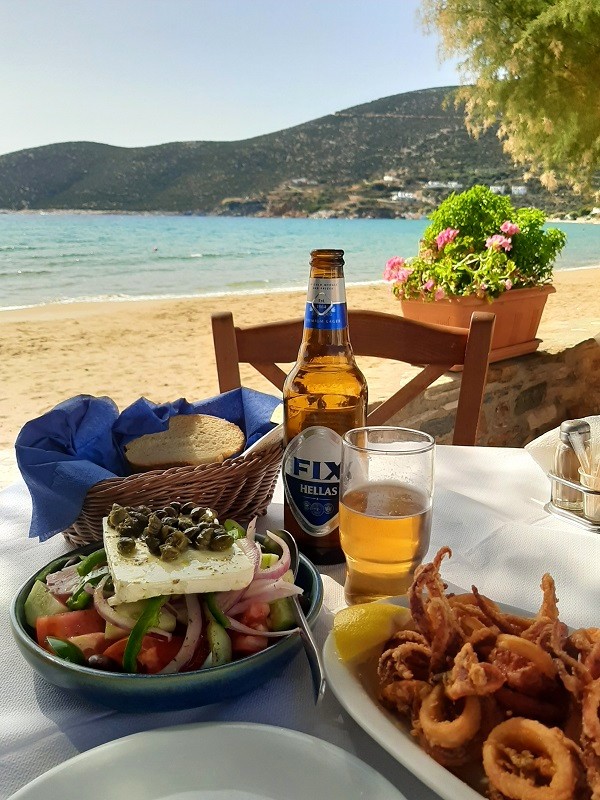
left=63, top=435, right=284, bottom=547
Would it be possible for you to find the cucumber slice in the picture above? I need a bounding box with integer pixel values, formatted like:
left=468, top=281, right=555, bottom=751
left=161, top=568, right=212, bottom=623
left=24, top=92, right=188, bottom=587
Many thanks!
left=260, top=552, right=279, bottom=569
left=24, top=580, right=68, bottom=627
left=206, top=618, right=232, bottom=666
left=269, top=569, right=299, bottom=631
left=269, top=597, right=297, bottom=631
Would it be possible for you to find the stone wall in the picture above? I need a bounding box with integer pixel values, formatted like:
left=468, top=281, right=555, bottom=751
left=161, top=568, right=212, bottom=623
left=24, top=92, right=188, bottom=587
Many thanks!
left=381, top=336, right=600, bottom=446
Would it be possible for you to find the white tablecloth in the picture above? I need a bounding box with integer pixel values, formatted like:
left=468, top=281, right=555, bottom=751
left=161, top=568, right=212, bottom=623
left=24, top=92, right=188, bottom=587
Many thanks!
left=1, top=446, right=599, bottom=800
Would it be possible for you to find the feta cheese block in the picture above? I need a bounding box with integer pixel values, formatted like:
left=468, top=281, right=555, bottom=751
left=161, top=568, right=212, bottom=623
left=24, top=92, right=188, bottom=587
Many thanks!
left=103, top=517, right=255, bottom=603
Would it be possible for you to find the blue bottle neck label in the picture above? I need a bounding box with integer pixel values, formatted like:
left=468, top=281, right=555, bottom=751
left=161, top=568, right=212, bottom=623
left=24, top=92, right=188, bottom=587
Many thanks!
left=304, top=277, right=347, bottom=330
left=283, top=426, right=343, bottom=537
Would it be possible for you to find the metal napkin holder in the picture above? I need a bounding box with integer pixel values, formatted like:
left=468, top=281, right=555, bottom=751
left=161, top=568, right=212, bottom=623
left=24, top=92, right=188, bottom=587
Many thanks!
left=545, top=472, right=600, bottom=533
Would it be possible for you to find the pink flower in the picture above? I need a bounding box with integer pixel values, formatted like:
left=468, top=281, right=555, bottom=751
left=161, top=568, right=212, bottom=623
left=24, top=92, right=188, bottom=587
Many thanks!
left=384, top=256, right=406, bottom=281
left=500, top=221, right=520, bottom=236
left=504, top=279, right=513, bottom=290
left=395, top=268, right=412, bottom=284
left=434, top=287, right=445, bottom=300
left=422, top=279, right=435, bottom=291
left=486, top=234, right=512, bottom=252
left=435, top=228, right=459, bottom=249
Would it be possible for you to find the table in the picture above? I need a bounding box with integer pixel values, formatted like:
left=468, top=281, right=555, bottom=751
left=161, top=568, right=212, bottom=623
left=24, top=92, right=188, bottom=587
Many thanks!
left=1, top=446, right=599, bottom=800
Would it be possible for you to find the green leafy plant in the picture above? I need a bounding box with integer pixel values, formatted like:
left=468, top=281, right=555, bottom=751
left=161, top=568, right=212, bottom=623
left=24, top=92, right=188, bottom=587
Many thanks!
left=384, top=185, right=566, bottom=302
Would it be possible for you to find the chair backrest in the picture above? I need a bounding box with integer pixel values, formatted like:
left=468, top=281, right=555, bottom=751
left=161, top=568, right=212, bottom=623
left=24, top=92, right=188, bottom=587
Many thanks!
left=211, top=309, right=495, bottom=446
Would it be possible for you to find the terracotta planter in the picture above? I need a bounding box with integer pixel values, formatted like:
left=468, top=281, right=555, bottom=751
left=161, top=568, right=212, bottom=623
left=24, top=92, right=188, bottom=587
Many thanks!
left=399, top=285, right=556, bottom=362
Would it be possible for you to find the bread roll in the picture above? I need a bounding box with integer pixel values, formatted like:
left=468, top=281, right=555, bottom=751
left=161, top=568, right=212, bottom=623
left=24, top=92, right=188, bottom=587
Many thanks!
left=124, top=414, right=246, bottom=471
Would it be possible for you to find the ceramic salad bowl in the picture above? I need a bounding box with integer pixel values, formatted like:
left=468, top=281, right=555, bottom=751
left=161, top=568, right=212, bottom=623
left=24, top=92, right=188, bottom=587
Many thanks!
left=10, top=539, right=323, bottom=713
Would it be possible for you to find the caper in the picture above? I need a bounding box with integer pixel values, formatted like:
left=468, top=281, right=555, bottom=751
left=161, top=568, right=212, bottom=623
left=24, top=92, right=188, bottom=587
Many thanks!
left=146, top=513, right=163, bottom=535
left=160, top=544, right=179, bottom=561
left=169, top=501, right=182, bottom=513
left=209, top=532, right=234, bottom=551
left=177, top=515, right=194, bottom=531
left=154, top=509, right=166, bottom=519
left=160, top=524, right=177, bottom=542
left=162, top=505, right=177, bottom=517
left=165, top=530, right=189, bottom=552
left=193, top=527, right=213, bottom=549
left=145, top=535, right=161, bottom=555
left=108, top=505, right=127, bottom=526
left=117, top=536, right=136, bottom=555
left=135, top=505, right=152, bottom=516
left=116, top=519, right=136, bottom=537
left=190, top=507, right=204, bottom=521
left=200, top=509, right=218, bottom=524
left=162, top=516, right=179, bottom=528
left=180, top=501, right=195, bottom=515
left=87, top=654, right=121, bottom=672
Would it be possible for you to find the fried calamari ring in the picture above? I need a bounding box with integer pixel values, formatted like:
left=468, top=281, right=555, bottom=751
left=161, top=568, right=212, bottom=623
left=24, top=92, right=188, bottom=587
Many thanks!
left=582, top=678, right=600, bottom=758
left=482, top=718, right=579, bottom=800
left=418, top=683, right=481, bottom=749
left=496, top=634, right=557, bottom=680
left=380, top=679, right=431, bottom=717
left=445, top=642, right=505, bottom=700
left=495, top=686, right=566, bottom=726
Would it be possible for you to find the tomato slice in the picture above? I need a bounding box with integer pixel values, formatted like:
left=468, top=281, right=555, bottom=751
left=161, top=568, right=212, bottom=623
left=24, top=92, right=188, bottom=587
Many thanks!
left=240, top=602, right=271, bottom=627
left=36, top=609, right=105, bottom=651
left=103, top=635, right=185, bottom=674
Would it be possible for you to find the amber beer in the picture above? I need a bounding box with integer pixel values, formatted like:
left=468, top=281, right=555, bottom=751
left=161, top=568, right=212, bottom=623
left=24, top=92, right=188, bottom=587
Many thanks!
left=339, top=427, right=434, bottom=604
left=283, top=249, right=367, bottom=564
left=339, top=482, right=431, bottom=604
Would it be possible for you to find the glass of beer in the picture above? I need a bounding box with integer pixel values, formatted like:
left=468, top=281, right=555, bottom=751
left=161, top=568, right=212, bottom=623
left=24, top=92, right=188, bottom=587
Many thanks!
left=339, top=427, right=434, bottom=605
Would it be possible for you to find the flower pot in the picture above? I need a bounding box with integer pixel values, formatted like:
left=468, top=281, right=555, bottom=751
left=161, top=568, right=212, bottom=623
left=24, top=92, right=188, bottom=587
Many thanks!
left=399, top=285, right=556, bottom=362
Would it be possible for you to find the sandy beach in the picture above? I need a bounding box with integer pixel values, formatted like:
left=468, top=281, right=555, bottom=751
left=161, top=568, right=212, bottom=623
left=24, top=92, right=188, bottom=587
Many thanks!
left=1, top=269, right=599, bottom=486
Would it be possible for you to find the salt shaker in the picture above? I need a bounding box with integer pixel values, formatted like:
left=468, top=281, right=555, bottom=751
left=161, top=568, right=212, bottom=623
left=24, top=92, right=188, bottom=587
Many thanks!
left=551, top=420, right=591, bottom=511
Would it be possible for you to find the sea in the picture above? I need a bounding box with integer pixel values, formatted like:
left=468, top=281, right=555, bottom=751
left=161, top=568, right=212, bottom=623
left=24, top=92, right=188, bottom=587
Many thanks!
left=1, top=213, right=599, bottom=311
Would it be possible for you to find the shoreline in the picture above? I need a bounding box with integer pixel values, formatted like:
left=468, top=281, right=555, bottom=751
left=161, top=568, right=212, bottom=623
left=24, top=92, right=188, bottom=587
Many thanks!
left=1, top=265, right=599, bottom=314
left=0, top=269, right=598, bottom=489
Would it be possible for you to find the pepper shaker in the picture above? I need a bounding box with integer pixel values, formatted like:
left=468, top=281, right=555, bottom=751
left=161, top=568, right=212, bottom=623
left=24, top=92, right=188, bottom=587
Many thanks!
left=551, top=420, right=591, bottom=512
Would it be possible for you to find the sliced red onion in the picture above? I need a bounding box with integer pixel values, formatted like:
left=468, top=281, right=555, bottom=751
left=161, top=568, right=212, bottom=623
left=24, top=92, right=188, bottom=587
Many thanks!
left=254, top=530, right=290, bottom=581
left=159, top=594, right=203, bottom=674
left=215, top=588, right=246, bottom=614
left=93, top=576, right=133, bottom=631
left=237, top=537, right=262, bottom=573
left=92, top=577, right=171, bottom=638
left=241, top=579, right=303, bottom=601
left=46, top=564, right=81, bottom=596
left=246, top=517, right=257, bottom=542
left=228, top=584, right=303, bottom=617
left=225, top=616, right=299, bottom=637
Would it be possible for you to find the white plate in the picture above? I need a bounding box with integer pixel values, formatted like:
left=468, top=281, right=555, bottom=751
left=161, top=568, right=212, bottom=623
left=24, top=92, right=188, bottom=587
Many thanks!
left=323, top=589, right=537, bottom=800
left=8, top=721, right=407, bottom=800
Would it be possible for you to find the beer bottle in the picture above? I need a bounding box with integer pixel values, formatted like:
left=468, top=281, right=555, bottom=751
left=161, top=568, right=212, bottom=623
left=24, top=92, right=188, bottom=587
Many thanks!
left=282, top=249, right=368, bottom=564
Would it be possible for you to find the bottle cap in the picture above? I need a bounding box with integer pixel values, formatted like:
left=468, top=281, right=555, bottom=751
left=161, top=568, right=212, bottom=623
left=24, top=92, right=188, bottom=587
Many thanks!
left=559, top=419, right=591, bottom=443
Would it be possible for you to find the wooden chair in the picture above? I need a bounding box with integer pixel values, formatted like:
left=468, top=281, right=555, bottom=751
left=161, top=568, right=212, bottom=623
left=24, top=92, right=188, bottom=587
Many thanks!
left=211, top=310, right=495, bottom=445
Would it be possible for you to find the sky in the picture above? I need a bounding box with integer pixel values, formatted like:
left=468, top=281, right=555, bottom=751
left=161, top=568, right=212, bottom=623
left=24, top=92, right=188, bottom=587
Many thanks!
left=0, top=0, right=460, bottom=157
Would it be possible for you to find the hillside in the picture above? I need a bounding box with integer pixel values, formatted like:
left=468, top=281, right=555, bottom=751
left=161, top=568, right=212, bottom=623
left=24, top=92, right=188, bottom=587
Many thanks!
left=0, top=87, right=592, bottom=217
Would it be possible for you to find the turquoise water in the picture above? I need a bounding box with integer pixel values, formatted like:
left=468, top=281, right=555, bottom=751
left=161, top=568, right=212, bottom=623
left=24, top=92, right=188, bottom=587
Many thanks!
left=0, top=213, right=598, bottom=310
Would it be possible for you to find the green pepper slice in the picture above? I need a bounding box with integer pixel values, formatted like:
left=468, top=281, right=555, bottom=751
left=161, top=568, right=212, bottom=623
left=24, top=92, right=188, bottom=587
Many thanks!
left=122, top=595, right=166, bottom=673
left=77, top=548, right=107, bottom=576
left=223, top=520, right=246, bottom=540
left=204, top=593, right=230, bottom=628
left=66, top=568, right=109, bottom=610
left=46, top=636, right=87, bottom=665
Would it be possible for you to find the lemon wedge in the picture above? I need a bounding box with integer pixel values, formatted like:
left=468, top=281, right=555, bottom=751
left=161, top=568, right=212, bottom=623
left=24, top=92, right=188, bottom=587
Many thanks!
left=333, top=603, right=412, bottom=664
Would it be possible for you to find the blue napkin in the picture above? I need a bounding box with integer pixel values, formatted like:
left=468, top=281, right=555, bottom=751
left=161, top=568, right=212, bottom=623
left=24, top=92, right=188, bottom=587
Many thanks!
left=15, top=388, right=281, bottom=542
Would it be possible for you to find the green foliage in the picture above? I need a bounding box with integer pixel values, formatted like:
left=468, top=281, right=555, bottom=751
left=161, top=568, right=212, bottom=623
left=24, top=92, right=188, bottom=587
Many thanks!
left=420, top=0, right=600, bottom=191
left=384, top=185, right=566, bottom=301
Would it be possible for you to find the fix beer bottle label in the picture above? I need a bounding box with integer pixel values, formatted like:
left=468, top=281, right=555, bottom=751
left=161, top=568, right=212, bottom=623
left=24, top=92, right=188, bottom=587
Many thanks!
left=282, top=426, right=343, bottom=537
left=304, top=277, right=347, bottom=330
